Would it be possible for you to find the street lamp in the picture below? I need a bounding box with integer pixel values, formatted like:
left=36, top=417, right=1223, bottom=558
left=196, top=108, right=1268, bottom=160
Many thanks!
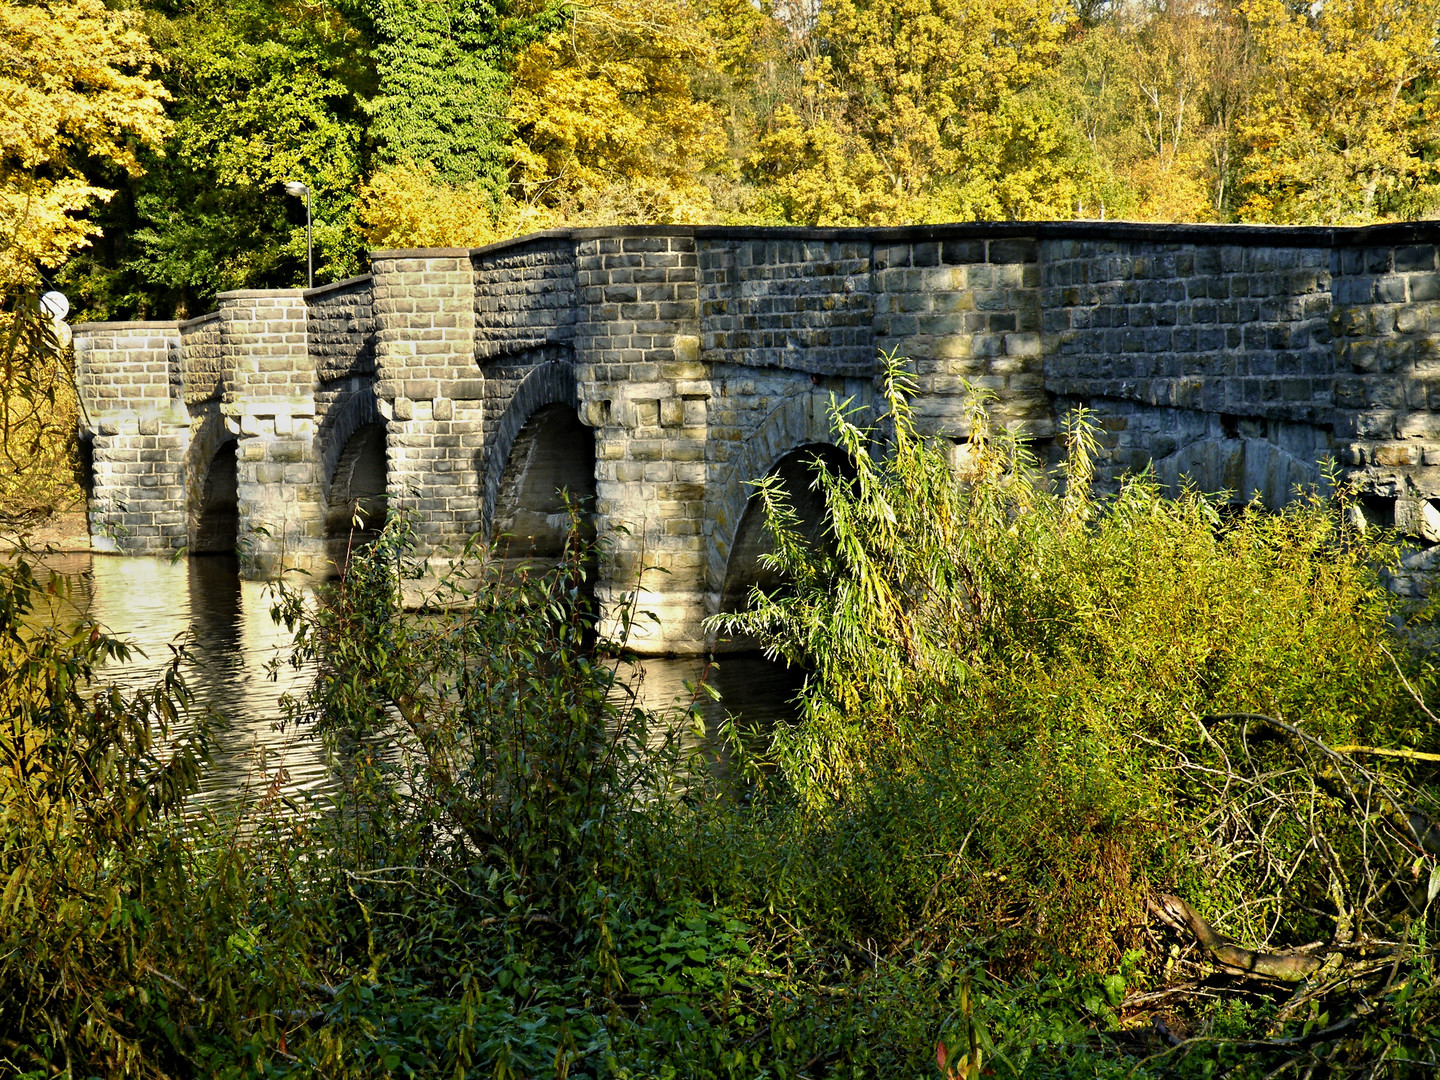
left=284, top=180, right=312, bottom=289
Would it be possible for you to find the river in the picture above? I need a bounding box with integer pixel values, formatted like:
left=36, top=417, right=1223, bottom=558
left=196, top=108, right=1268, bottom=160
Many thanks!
left=24, top=553, right=804, bottom=811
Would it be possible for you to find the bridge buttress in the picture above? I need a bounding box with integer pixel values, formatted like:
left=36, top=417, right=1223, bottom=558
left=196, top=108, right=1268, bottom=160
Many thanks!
left=573, top=232, right=711, bottom=655
left=72, top=321, right=190, bottom=553
left=370, top=249, right=485, bottom=563
left=214, top=289, right=326, bottom=577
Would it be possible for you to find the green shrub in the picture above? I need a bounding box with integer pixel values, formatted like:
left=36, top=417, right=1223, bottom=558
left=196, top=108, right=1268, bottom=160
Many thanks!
left=703, top=359, right=1437, bottom=971
left=0, top=554, right=322, bottom=1076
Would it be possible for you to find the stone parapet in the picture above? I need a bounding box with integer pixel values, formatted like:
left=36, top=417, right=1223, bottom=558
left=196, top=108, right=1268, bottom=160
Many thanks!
left=179, top=313, right=223, bottom=406
left=307, top=275, right=376, bottom=383
left=473, top=233, right=576, bottom=361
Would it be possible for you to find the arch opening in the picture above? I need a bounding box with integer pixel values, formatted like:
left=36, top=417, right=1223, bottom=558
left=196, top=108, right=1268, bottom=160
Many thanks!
left=490, top=403, right=596, bottom=563
left=193, top=440, right=239, bottom=554
left=326, top=422, right=388, bottom=543
left=720, top=443, right=853, bottom=619
left=76, top=433, right=95, bottom=497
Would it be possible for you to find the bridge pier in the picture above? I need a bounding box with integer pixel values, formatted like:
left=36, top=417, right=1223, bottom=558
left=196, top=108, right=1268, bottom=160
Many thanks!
left=215, top=289, right=327, bottom=577
left=371, top=250, right=486, bottom=557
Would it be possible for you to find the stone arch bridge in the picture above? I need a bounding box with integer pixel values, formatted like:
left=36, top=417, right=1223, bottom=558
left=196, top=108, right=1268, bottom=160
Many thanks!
left=73, top=222, right=1440, bottom=653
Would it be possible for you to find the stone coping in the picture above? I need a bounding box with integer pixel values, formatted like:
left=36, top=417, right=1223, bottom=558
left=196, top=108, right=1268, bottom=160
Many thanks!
left=369, top=247, right=479, bottom=259
left=78, top=219, right=1440, bottom=334
left=72, top=320, right=180, bottom=332
left=213, top=287, right=307, bottom=301
left=303, top=273, right=373, bottom=300
left=379, top=219, right=1440, bottom=263
left=177, top=311, right=220, bottom=330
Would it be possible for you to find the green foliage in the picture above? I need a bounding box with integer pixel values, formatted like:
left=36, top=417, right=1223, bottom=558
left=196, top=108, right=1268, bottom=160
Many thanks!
left=363, top=0, right=513, bottom=197
left=709, top=358, right=1431, bottom=968
left=14, top=371, right=1440, bottom=1074
left=0, top=554, right=323, bottom=1075
left=65, top=0, right=371, bottom=318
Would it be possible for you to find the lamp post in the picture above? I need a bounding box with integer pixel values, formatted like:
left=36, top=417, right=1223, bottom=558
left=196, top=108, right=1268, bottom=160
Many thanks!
left=284, top=181, right=312, bottom=289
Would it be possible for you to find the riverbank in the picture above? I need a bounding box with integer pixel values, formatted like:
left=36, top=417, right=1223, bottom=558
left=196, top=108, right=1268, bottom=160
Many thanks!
left=6, top=385, right=1440, bottom=1077
left=0, top=508, right=92, bottom=552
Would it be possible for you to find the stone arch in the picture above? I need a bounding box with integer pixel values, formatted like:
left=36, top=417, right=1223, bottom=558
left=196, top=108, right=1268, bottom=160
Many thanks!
left=325, top=422, right=388, bottom=537
left=719, top=442, right=854, bottom=617
left=706, top=389, right=855, bottom=607
left=318, top=388, right=384, bottom=503
left=186, top=405, right=238, bottom=554
left=480, top=360, right=584, bottom=536
left=1143, top=414, right=1331, bottom=510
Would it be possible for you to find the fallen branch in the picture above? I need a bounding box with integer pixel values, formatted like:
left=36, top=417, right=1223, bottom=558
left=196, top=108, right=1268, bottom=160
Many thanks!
left=1149, top=895, right=1326, bottom=982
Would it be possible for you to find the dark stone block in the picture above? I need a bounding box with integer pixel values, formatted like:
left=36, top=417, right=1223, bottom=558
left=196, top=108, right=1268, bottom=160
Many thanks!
left=910, top=243, right=939, bottom=267
left=988, top=239, right=1038, bottom=264
left=1396, top=245, right=1437, bottom=272
left=1411, top=274, right=1440, bottom=302
left=942, top=240, right=985, bottom=264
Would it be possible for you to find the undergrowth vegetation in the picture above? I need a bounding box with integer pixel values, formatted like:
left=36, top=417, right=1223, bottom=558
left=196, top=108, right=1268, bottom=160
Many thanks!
left=6, top=359, right=1440, bottom=1076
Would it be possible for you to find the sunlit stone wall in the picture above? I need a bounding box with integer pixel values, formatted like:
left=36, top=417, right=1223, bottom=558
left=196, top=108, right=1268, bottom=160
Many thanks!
left=74, top=221, right=1440, bottom=650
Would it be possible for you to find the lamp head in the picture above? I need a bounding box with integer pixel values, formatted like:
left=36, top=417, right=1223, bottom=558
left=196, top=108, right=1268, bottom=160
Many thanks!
left=40, top=290, right=70, bottom=321
left=284, top=181, right=309, bottom=199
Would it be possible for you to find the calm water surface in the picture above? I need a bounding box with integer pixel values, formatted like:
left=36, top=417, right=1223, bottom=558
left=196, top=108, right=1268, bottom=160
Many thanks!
left=30, top=554, right=803, bottom=811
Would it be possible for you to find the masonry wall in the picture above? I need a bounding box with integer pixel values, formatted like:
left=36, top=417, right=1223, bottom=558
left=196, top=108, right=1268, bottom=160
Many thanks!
left=308, top=274, right=376, bottom=383
left=473, top=233, right=576, bottom=361
left=179, top=312, right=223, bottom=406
left=371, top=250, right=486, bottom=552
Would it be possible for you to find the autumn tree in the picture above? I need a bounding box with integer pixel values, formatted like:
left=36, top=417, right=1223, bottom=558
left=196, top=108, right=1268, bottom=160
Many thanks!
left=746, top=0, right=1102, bottom=224
left=1236, top=0, right=1440, bottom=224
left=505, top=0, right=724, bottom=224
left=0, top=0, right=169, bottom=520
left=0, top=0, right=169, bottom=287
left=1059, top=1, right=1253, bottom=222
left=358, top=160, right=499, bottom=248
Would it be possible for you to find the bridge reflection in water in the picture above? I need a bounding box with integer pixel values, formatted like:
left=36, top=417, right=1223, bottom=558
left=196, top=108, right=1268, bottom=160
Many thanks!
left=29, top=554, right=802, bottom=813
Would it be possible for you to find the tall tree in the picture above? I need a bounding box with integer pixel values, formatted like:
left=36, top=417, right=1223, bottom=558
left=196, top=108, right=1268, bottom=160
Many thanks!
left=505, top=0, right=723, bottom=223
left=1236, top=0, right=1440, bottom=224
left=64, top=0, right=370, bottom=318
left=0, top=0, right=168, bottom=519
left=746, top=0, right=1103, bottom=223
left=364, top=0, right=511, bottom=194
left=0, top=0, right=169, bottom=287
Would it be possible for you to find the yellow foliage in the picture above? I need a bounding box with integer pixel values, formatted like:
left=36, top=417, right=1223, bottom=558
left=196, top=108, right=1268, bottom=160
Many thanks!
left=506, top=0, right=723, bottom=224
left=817, top=0, right=1075, bottom=208
left=746, top=107, right=904, bottom=225
left=0, top=0, right=170, bottom=286
left=742, top=0, right=1096, bottom=224
left=0, top=318, right=82, bottom=525
left=1236, top=0, right=1440, bottom=224
left=1123, top=150, right=1217, bottom=223
left=358, top=162, right=499, bottom=250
